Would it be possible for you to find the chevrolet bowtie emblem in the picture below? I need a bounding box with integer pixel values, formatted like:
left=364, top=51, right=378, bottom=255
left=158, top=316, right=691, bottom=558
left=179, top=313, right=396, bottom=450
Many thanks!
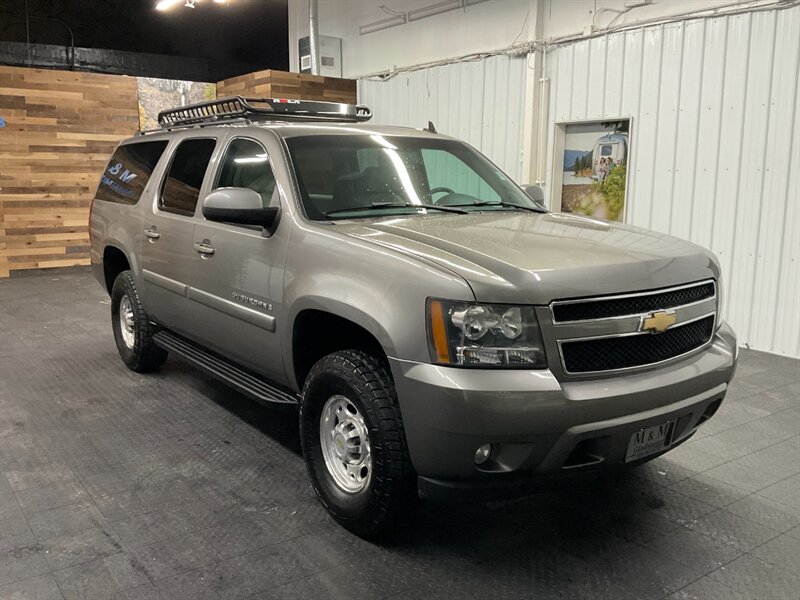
left=640, top=310, right=677, bottom=334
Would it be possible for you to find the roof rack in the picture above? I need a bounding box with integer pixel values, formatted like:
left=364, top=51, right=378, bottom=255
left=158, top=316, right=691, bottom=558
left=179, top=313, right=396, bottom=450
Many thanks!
left=156, top=96, right=372, bottom=128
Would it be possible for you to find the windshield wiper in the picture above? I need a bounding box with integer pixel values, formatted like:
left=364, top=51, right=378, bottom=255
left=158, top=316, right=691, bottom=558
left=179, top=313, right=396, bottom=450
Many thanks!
left=464, top=201, right=546, bottom=213
left=325, top=202, right=468, bottom=217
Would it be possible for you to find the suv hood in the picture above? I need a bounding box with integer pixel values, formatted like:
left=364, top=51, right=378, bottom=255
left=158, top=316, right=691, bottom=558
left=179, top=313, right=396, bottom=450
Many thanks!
left=335, top=212, right=719, bottom=304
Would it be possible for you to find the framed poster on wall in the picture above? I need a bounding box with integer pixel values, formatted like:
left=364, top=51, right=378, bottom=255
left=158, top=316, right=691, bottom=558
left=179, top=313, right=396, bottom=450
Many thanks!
left=551, top=119, right=631, bottom=222
left=136, top=77, right=216, bottom=130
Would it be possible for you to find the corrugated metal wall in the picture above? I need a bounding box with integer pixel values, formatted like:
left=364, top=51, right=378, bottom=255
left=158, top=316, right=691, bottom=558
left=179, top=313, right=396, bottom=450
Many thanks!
left=358, top=6, right=799, bottom=358
left=358, top=54, right=528, bottom=181
left=544, top=6, right=800, bottom=357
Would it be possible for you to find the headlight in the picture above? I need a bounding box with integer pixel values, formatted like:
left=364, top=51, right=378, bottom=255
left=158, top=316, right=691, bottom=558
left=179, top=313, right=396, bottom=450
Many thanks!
left=427, top=299, right=547, bottom=368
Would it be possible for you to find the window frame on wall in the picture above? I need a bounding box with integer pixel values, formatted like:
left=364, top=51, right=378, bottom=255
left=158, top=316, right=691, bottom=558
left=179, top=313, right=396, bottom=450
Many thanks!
left=550, top=117, right=634, bottom=223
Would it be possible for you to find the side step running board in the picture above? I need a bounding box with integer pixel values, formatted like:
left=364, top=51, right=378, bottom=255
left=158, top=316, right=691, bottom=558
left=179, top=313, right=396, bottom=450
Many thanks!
left=153, top=330, right=299, bottom=405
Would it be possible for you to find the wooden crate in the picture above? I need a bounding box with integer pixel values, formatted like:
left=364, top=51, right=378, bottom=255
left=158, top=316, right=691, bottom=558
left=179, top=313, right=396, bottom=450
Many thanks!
left=0, top=65, right=139, bottom=278
left=217, top=69, right=357, bottom=104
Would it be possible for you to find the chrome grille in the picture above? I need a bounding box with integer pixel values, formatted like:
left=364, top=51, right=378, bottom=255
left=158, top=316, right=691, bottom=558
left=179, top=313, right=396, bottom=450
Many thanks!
left=549, top=280, right=717, bottom=375
left=561, top=316, right=715, bottom=373
left=552, top=281, right=715, bottom=322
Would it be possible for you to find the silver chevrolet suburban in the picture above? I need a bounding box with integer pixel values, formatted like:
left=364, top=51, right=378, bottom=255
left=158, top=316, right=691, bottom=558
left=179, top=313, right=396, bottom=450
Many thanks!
left=90, top=97, right=738, bottom=536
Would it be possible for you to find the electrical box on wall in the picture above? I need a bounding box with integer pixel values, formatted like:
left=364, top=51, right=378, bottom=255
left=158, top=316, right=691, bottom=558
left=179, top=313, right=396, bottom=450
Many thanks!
left=298, top=35, right=342, bottom=77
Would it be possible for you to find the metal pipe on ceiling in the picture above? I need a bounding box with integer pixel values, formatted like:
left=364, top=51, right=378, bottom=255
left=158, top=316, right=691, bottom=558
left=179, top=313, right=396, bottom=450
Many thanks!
left=360, top=0, right=490, bottom=36
left=308, top=0, right=321, bottom=75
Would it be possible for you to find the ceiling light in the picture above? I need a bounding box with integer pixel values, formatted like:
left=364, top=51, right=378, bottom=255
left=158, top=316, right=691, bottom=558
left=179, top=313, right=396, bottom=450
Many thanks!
left=156, top=0, right=181, bottom=10
left=157, top=0, right=231, bottom=10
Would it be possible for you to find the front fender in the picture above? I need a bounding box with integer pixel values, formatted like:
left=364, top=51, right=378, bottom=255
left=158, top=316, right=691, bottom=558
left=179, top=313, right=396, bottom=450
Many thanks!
left=284, top=296, right=397, bottom=390
left=281, top=222, right=474, bottom=390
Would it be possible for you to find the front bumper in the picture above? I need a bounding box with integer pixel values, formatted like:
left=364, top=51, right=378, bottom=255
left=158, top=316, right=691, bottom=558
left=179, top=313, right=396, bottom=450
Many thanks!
left=389, top=322, right=737, bottom=500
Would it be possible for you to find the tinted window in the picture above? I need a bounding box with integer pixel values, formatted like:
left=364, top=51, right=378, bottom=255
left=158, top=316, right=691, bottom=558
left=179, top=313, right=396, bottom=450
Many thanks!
left=160, top=138, right=216, bottom=216
left=421, top=149, right=500, bottom=203
left=96, top=141, right=167, bottom=204
left=216, top=139, right=278, bottom=207
left=286, top=135, right=529, bottom=220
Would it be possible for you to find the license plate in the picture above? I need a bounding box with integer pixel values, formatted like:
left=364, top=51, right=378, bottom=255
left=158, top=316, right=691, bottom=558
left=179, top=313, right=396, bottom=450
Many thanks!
left=625, top=421, right=674, bottom=463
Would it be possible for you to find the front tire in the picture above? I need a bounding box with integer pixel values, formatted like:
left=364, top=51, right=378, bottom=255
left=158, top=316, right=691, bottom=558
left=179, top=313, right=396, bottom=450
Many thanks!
left=300, top=350, right=416, bottom=537
left=110, top=270, right=167, bottom=372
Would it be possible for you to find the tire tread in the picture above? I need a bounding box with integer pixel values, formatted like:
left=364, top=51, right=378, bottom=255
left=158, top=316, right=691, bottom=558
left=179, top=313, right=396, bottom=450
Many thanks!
left=300, top=349, right=416, bottom=537
left=111, top=270, right=167, bottom=373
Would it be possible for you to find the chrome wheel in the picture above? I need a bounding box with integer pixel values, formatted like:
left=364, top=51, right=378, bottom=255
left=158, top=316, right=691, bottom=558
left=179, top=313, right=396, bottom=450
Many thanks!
left=320, top=395, right=372, bottom=493
left=119, top=294, right=135, bottom=350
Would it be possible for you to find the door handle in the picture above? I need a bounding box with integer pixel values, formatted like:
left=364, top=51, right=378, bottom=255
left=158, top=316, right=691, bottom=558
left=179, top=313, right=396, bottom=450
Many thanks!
left=194, top=241, right=215, bottom=256
left=144, top=227, right=160, bottom=240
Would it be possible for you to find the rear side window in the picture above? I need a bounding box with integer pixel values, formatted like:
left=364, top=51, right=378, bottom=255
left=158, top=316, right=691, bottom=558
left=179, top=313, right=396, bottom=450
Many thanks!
left=96, top=141, right=168, bottom=205
left=160, top=138, right=216, bottom=216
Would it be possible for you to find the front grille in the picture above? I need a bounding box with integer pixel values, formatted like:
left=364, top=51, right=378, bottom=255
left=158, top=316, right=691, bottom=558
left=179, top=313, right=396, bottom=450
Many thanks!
left=552, top=281, right=715, bottom=322
left=561, top=316, right=715, bottom=373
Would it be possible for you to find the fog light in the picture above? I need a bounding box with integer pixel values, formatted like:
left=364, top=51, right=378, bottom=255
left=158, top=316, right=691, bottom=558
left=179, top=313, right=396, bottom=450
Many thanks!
left=474, top=443, right=492, bottom=465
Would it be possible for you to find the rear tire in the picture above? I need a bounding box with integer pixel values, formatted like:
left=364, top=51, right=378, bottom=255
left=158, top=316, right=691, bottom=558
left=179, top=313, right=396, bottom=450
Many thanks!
left=110, top=270, right=167, bottom=373
left=300, top=350, right=416, bottom=537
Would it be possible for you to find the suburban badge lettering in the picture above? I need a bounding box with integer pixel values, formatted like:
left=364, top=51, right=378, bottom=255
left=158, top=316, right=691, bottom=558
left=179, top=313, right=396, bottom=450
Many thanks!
left=232, top=291, right=272, bottom=312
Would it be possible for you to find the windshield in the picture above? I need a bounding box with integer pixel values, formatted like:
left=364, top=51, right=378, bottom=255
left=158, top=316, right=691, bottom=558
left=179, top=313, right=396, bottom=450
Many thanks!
left=285, top=134, right=540, bottom=220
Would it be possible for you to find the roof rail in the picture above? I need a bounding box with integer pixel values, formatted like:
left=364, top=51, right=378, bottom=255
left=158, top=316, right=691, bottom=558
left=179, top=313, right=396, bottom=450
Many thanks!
left=156, top=96, right=372, bottom=128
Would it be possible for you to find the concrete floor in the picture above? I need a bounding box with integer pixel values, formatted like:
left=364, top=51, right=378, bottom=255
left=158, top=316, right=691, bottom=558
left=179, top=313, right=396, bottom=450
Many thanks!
left=1, top=268, right=798, bottom=600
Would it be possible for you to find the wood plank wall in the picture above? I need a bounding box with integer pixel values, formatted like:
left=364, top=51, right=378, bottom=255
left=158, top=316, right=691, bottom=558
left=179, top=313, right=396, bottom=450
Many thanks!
left=217, top=69, right=357, bottom=104
left=0, top=66, right=139, bottom=278
left=0, top=66, right=356, bottom=278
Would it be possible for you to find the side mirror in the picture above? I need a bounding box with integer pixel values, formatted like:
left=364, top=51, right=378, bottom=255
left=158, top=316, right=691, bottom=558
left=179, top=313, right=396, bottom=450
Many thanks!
left=523, top=185, right=547, bottom=210
left=202, top=187, right=279, bottom=229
